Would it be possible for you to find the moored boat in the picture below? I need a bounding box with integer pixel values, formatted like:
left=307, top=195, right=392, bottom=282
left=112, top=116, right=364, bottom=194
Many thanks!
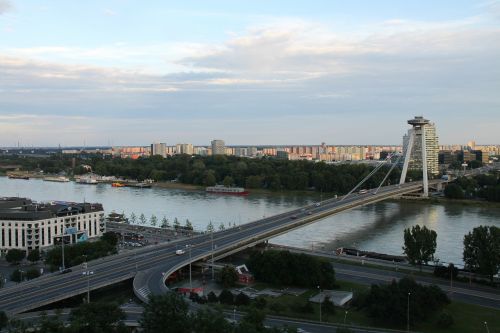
left=8, top=174, right=29, bottom=180
left=43, top=176, right=70, bottom=182
left=111, top=182, right=126, bottom=187
left=206, top=185, right=249, bottom=195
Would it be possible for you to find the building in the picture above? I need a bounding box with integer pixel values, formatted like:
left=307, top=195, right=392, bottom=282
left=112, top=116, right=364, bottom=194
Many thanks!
left=402, top=117, right=439, bottom=175
left=151, top=142, right=167, bottom=158
left=0, top=197, right=105, bottom=254
left=211, top=140, right=225, bottom=155
left=176, top=143, right=194, bottom=155
left=438, top=150, right=457, bottom=165
left=472, top=150, right=489, bottom=164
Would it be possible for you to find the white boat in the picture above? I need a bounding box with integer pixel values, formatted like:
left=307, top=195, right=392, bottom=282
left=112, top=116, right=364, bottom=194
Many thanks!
left=43, top=176, right=70, bottom=182
left=206, top=185, right=249, bottom=195
left=75, top=177, right=98, bottom=185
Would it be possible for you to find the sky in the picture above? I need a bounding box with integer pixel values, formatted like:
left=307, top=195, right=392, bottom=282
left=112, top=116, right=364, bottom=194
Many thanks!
left=0, top=0, right=499, bottom=146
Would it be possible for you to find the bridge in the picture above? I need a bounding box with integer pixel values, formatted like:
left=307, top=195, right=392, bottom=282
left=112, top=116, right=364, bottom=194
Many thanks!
left=0, top=178, right=444, bottom=315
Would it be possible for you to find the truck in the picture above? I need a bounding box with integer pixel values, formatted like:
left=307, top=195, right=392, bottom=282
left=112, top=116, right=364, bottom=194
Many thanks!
left=175, top=249, right=185, bottom=255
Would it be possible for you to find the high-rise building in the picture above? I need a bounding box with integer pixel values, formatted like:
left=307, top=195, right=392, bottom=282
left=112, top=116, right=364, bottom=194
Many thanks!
left=402, top=117, right=439, bottom=176
left=176, top=143, right=194, bottom=155
left=211, top=140, right=225, bottom=155
left=151, top=142, right=167, bottom=158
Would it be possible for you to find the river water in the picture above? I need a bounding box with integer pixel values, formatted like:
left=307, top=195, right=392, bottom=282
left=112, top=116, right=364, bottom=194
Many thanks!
left=1, top=177, right=499, bottom=266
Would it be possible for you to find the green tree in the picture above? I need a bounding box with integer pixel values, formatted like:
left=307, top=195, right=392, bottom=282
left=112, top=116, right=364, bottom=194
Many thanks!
left=0, top=311, right=7, bottom=330
left=463, top=225, right=500, bottom=282
left=101, top=231, right=119, bottom=247
left=26, top=268, right=40, bottom=280
left=207, top=291, right=218, bottom=303
left=190, top=308, right=232, bottom=333
left=174, top=218, right=180, bottom=229
left=322, top=296, right=336, bottom=318
left=223, top=176, right=234, bottom=187
left=444, top=183, right=464, bottom=199
left=150, top=214, right=158, bottom=227
left=219, top=222, right=225, bottom=231
left=207, top=221, right=214, bottom=233
left=129, top=212, right=137, bottom=224
left=27, top=249, right=40, bottom=263
left=139, top=213, right=147, bottom=225
left=10, top=269, right=24, bottom=283
left=185, top=219, right=193, bottom=230
left=161, top=216, right=170, bottom=228
left=69, top=302, right=126, bottom=333
left=6, top=249, right=26, bottom=264
left=403, top=225, right=437, bottom=269
left=140, top=293, right=190, bottom=333
left=203, top=170, right=217, bottom=186
left=218, top=265, right=238, bottom=288
left=218, top=289, right=234, bottom=305
left=235, top=292, right=251, bottom=306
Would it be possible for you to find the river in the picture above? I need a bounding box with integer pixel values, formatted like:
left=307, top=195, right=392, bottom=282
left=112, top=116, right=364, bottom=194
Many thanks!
left=1, top=177, right=499, bottom=266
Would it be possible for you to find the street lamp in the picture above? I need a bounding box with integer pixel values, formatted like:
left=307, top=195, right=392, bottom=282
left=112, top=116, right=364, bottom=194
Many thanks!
left=188, top=244, right=192, bottom=291
left=317, top=285, right=322, bottom=322
left=82, top=261, right=94, bottom=303
left=211, top=230, right=215, bottom=281
left=407, top=292, right=411, bottom=332
left=484, top=322, right=490, bottom=333
left=344, top=310, right=348, bottom=324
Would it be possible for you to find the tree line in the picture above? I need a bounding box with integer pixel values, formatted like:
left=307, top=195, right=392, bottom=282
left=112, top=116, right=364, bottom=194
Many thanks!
left=444, top=172, right=500, bottom=202
left=1, top=154, right=423, bottom=194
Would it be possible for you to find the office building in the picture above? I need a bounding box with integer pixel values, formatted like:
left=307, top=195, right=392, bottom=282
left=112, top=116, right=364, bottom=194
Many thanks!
left=151, top=142, right=167, bottom=158
left=211, top=140, right=225, bottom=155
left=402, top=117, right=439, bottom=175
left=0, top=197, right=105, bottom=254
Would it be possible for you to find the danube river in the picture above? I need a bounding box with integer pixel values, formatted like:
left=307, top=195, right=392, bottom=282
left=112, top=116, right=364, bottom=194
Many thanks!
left=2, top=177, right=499, bottom=266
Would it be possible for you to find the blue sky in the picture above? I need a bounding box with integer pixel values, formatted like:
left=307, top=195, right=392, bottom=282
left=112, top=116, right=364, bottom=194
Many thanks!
left=0, top=0, right=499, bottom=146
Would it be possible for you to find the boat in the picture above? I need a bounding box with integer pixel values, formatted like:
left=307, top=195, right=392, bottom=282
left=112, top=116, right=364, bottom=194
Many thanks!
left=126, top=182, right=152, bottom=189
left=8, top=174, right=29, bottom=180
left=75, top=177, right=98, bottom=185
left=206, top=185, right=249, bottom=195
left=43, top=176, right=70, bottom=182
left=111, top=182, right=126, bottom=187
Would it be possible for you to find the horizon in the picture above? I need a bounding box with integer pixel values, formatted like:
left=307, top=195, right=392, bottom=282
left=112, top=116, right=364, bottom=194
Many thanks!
left=1, top=0, right=499, bottom=145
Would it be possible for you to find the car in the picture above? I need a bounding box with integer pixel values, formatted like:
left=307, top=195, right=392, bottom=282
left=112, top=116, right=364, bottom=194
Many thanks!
left=59, top=268, right=72, bottom=274
left=175, top=249, right=186, bottom=255
left=290, top=215, right=297, bottom=219
left=307, top=211, right=312, bottom=215
left=315, top=203, right=321, bottom=207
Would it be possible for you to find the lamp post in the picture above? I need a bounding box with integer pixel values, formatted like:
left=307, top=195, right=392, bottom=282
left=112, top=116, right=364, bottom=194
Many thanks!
left=188, top=245, right=192, bottom=291
left=317, top=285, right=322, bottom=322
left=211, top=230, right=215, bottom=281
left=484, top=322, right=490, bottom=333
left=407, top=292, right=411, bottom=332
left=82, top=269, right=94, bottom=303
left=344, top=310, right=348, bottom=324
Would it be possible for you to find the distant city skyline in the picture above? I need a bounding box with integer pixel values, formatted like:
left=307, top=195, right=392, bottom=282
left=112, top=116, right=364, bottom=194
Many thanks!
left=1, top=0, right=499, bottom=145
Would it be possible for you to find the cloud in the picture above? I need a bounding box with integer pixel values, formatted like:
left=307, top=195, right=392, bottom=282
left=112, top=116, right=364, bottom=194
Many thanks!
left=0, top=0, right=12, bottom=15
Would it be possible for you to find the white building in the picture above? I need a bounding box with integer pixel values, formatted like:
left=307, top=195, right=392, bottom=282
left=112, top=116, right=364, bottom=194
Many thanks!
left=211, top=140, right=225, bottom=155
left=176, top=143, right=194, bottom=155
left=151, top=142, right=167, bottom=158
left=0, top=198, right=105, bottom=254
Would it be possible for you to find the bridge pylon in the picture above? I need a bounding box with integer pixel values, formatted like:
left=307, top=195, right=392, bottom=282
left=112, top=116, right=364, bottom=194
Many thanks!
left=399, top=116, right=430, bottom=197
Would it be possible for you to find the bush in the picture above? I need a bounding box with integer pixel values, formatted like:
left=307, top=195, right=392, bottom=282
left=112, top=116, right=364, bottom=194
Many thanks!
left=207, top=291, right=218, bottom=303
left=218, top=289, right=234, bottom=305
left=434, top=264, right=458, bottom=280
left=235, top=292, right=251, bottom=306
left=436, top=311, right=454, bottom=329
left=10, top=269, right=24, bottom=283
left=27, top=249, right=40, bottom=263
left=254, top=296, right=267, bottom=309
left=6, top=249, right=25, bottom=264
left=269, top=302, right=286, bottom=314
left=444, top=183, right=464, bottom=199
left=26, top=268, right=41, bottom=280
left=217, top=266, right=238, bottom=288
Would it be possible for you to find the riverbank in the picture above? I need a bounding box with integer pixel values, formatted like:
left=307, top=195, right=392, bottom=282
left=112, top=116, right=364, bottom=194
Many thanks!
left=392, top=196, right=500, bottom=208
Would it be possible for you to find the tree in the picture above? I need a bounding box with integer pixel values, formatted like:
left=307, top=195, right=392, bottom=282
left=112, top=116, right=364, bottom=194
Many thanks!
left=69, top=302, right=126, bottom=333
left=444, top=183, right=464, bottom=199
left=5, top=249, right=25, bottom=264
left=150, top=214, right=158, bottom=227
left=463, top=225, right=500, bottom=282
left=101, top=231, right=119, bottom=247
left=235, top=292, right=251, bottom=306
left=207, top=291, right=218, bottom=303
left=219, top=222, right=225, bottom=231
left=322, top=296, right=336, bottom=318
left=140, top=293, right=190, bottom=333
left=223, top=176, right=234, bottom=187
left=218, top=289, right=234, bottom=305
left=403, top=225, right=437, bottom=269
left=185, top=219, right=193, bottom=230
left=218, top=265, right=238, bottom=288
left=10, top=269, right=24, bottom=283
left=174, top=218, right=180, bottom=229
left=129, top=212, right=137, bottom=224
left=207, top=221, right=214, bottom=233
left=189, top=308, right=232, bottom=333
left=26, top=268, right=40, bottom=280
left=203, top=170, right=217, bottom=186
left=27, top=249, right=40, bottom=263
left=139, top=213, right=147, bottom=225
left=0, top=311, right=7, bottom=330
left=161, top=216, right=170, bottom=228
